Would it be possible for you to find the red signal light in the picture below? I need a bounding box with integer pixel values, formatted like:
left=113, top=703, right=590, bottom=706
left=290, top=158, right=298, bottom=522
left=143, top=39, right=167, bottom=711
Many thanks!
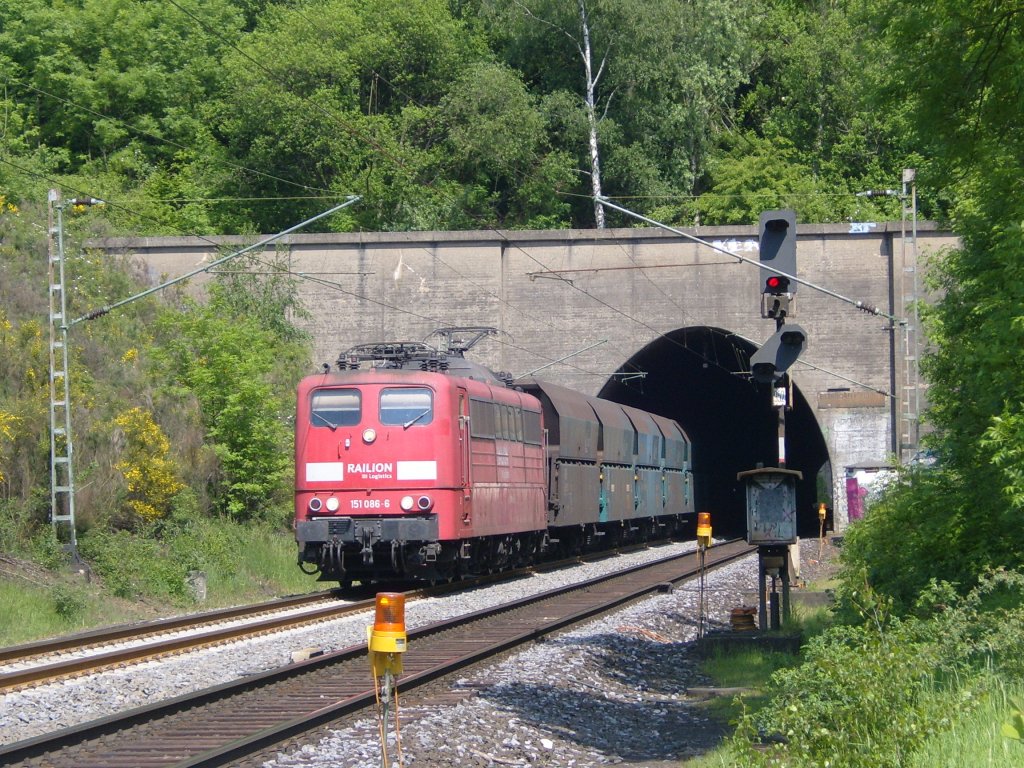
left=764, top=275, right=790, bottom=294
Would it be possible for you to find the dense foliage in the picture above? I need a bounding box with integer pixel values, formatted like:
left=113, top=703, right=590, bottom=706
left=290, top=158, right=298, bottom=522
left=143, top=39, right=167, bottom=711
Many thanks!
left=733, top=572, right=1024, bottom=767
left=721, top=3, right=1024, bottom=764
left=0, top=200, right=309, bottom=568
left=839, top=0, right=1024, bottom=603
left=0, top=0, right=917, bottom=233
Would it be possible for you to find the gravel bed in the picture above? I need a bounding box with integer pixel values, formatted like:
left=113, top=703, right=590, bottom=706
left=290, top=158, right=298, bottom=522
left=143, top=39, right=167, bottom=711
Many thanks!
left=1, top=538, right=838, bottom=761
left=0, top=541, right=701, bottom=745
left=260, top=554, right=761, bottom=768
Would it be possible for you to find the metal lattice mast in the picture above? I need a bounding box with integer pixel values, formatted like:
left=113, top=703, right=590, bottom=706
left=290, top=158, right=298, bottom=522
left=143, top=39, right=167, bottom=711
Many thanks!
left=43, top=193, right=360, bottom=557
left=46, top=189, right=78, bottom=554
left=900, top=169, right=920, bottom=461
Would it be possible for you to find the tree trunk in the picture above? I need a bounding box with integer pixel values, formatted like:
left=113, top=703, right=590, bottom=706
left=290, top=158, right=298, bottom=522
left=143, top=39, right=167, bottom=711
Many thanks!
left=579, top=0, right=605, bottom=228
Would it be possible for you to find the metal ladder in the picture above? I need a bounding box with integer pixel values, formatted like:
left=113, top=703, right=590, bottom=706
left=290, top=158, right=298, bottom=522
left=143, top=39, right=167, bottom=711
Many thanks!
left=47, top=189, right=78, bottom=553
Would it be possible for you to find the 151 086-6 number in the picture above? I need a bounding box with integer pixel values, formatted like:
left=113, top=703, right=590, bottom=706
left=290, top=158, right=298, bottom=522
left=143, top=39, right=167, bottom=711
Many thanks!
left=350, top=498, right=391, bottom=510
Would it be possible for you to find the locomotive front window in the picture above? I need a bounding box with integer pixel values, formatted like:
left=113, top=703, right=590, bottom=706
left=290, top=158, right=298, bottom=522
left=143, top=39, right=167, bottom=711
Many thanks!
left=311, top=388, right=361, bottom=428
left=380, top=387, right=433, bottom=427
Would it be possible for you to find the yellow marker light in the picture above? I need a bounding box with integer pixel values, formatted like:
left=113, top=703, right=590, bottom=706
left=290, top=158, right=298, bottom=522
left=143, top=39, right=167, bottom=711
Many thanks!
left=373, top=592, right=406, bottom=634
left=818, top=503, right=827, bottom=521
left=696, top=511, right=712, bottom=547
left=367, top=594, right=407, bottom=764
left=369, top=592, right=407, bottom=656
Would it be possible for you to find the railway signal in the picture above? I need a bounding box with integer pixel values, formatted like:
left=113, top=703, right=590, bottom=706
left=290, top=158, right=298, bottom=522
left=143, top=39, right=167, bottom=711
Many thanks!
left=749, top=324, right=807, bottom=384
left=759, top=209, right=797, bottom=319
left=758, top=209, right=797, bottom=290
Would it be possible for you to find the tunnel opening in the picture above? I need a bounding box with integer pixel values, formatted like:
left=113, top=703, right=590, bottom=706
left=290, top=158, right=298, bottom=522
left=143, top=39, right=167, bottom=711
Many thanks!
left=597, top=327, right=830, bottom=538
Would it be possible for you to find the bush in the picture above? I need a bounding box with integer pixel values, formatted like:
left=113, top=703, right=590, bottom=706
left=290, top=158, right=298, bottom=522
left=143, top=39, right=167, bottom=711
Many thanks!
left=50, top=584, right=87, bottom=621
left=78, top=527, right=189, bottom=601
left=29, top=526, right=72, bottom=570
left=74, top=505, right=304, bottom=605
left=733, top=571, right=1024, bottom=767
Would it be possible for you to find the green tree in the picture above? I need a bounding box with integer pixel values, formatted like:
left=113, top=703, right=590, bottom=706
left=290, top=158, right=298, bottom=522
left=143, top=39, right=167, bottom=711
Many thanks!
left=152, top=268, right=308, bottom=521
left=0, top=0, right=244, bottom=232
left=213, top=0, right=493, bottom=232
left=480, top=0, right=758, bottom=226
left=842, top=1, right=1024, bottom=601
left=691, top=132, right=840, bottom=225
left=439, top=62, right=574, bottom=227
left=699, top=0, right=916, bottom=224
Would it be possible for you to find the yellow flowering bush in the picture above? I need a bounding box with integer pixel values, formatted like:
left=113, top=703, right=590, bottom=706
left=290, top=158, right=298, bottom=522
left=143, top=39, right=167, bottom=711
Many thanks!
left=113, top=407, right=184, bottom=521
left=0, top=410, right=18, bottom=485
left=0, top=195, right=18, bottom=215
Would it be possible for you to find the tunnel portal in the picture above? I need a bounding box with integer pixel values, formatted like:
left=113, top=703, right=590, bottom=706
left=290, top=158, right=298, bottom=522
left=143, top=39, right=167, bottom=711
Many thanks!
left=598, top=327, right=830, bottom=538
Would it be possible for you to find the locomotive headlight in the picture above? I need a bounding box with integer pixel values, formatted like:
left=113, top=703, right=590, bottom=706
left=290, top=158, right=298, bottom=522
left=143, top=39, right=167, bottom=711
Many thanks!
left=308, top=497, right=323, bottom=513
left=362, top=428, right=377, bottom=444
left=326, top=496, right=340, bottom=512
left=400, top=495, right=415, bottom=511
left=417, top=495, right=433, bottom=511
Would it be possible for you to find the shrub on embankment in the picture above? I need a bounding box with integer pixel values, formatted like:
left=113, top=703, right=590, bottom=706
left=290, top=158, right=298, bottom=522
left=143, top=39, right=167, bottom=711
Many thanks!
left=723, top=570, right=1024, bottom=767
left=0, top=511, right=318, bottom=645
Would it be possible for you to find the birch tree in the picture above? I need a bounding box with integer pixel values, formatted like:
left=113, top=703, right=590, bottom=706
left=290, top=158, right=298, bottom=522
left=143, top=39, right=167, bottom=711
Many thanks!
left=484, top=0, right=630, bottom=227
left=481, top=0, right=756, bottom=227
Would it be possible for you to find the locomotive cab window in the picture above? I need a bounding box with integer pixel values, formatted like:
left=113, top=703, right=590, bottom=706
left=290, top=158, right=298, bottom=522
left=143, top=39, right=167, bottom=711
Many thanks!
left=380, top=387, right=433, bottom=427
left=310, top=388, right=361, bottom=429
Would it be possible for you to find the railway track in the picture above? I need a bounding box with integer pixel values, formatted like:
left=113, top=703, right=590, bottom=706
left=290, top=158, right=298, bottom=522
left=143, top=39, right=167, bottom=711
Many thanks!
left=0, top=542, right=662, bottom=693
left=0, top=589, right=362, bottom=692
left=0, top=539, right=753, bottom=768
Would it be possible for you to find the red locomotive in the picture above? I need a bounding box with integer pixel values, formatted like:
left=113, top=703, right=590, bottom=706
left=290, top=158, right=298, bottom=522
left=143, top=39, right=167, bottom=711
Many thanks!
left=295, top=328, right=695, bottom=585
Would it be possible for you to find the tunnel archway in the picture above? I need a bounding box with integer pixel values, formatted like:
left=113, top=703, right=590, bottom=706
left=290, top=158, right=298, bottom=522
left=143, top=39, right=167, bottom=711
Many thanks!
left=597, top=327, right=830, bottom=537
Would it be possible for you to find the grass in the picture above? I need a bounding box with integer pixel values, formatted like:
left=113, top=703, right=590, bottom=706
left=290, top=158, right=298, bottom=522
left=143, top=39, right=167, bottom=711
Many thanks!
left=0, top=520, right=330, bottom=646
left=909, top=677, right=1024, bottom=768
left=696, top=645, right=799, bottom=725
left=681, top=598, right=834, bottom=766
left=683, top=643, right=798, bottom=768
left=198, top=526, right=322, bottom=601
left=0, top=577, right=162, bottom=645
